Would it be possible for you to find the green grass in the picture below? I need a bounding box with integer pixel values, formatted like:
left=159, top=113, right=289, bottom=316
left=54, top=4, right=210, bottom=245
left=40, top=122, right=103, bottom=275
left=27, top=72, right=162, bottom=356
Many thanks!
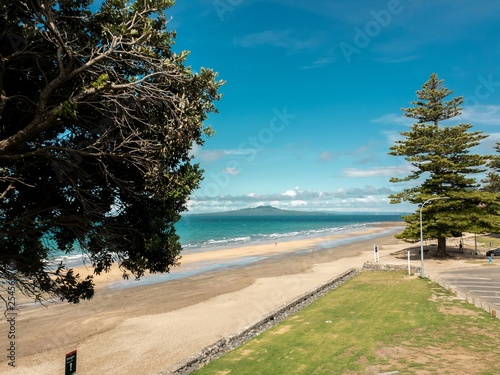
left=194, top=272, right=500, bottom=375
left=477, top=233, right=500, bottom=248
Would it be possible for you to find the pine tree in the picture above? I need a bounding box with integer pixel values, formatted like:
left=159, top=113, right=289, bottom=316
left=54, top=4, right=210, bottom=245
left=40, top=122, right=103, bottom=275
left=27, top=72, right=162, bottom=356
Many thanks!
left=482, top=144, right=500, bottom=193
left=389, top=74, right=500, bottom=257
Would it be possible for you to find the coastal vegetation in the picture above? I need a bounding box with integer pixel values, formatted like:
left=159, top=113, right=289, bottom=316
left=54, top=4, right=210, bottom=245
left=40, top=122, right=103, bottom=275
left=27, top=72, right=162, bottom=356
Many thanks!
left=389, top=74, right=500, bottom=257
left=194, top=271, right=500, bottom=374
left=0, top=0, right=222, bottom=305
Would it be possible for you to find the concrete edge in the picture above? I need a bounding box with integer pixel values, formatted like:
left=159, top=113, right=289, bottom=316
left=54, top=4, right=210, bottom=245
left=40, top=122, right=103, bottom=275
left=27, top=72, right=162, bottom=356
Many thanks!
left=165, top=263, right=499, bottom=375
left=168, top=268, right=359, bottom=375
left=364, top=262, right=499, bottom=320
left=428, top=274, right=499, bottom=320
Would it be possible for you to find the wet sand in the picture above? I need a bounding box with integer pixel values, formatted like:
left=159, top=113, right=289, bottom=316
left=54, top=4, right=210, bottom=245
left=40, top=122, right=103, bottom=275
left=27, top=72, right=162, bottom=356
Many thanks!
left=0, top=224, right=408, bottom=374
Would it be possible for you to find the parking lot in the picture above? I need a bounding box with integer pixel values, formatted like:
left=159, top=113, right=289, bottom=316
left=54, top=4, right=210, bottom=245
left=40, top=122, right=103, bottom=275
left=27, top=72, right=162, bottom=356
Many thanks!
left=433, top=265, right=500, bottom=310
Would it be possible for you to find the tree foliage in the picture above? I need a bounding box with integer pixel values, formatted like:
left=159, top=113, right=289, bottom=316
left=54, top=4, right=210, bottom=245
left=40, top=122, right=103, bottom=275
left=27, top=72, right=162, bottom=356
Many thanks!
left=389, top=73, right=499, bottom=257
left=0, top=0, right=223, bottom=305
left=482, top=143, right=500, bottom=193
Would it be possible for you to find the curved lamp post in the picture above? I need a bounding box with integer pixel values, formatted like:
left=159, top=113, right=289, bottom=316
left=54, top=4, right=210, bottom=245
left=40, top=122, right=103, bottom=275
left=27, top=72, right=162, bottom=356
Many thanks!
left=419, top=196, right=449, bottom=278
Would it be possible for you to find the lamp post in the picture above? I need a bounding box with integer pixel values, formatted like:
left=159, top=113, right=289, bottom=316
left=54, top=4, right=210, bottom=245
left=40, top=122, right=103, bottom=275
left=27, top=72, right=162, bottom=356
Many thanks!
left=419, top=196, right=449, bottom=278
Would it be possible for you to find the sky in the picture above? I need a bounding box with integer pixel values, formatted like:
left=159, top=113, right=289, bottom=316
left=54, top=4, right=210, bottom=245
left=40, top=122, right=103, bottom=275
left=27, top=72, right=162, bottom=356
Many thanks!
left=165, top=0, right=500, bottom=213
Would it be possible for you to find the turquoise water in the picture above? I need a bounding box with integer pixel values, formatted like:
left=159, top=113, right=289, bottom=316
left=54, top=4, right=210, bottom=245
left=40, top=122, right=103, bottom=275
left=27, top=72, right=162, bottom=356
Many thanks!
left=176, top=212, right=404, bottom=250
left=52, top=212, right=404, bottom=269
left=103, top=212, right=405, bottom=288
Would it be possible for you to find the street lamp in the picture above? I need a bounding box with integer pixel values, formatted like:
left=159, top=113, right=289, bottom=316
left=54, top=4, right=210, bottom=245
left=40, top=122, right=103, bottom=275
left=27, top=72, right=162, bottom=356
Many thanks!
left=419, top=196, right=449, bottom=278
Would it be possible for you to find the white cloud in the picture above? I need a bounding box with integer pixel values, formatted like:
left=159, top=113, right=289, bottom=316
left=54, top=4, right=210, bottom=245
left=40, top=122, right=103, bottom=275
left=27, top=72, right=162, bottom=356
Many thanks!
left=301, top=55, right=336, bottom=70
left=193, top=147, right=260, bottom=163
left=282, top=189, right=297, bottom=197
left=224, top=149, right=258, bottom=156
left=191, top=148, right=225, bottom=162
left=234, top=29, right=320, bottom=52
left=383, top=130, right=405, bottom=145
left=487, top=132, right=500, bottom=142
left=222, top=167, right=240, bottom=176
left=372, top=113, right=414, bottom=126
left=375, top=106, right=500, bottom=128
left=458, top=105, right=500, bottom=126
left=290, top=200, right=308, bottom=207
left=187, top=185, right=410, bottom=213
left=234, top=30, right=291, bottom=48
left=318, top=151, right=336, bottom=162
left=186, top=197, right=411, bottom=213
left=194, top=185, right=396, bottom=202
left=343, top=165, right=413, bottom=178
left=353, top=196, right=381, bottom=204
left=267, top=200, right=280, bottom=207
left=375, top=55, right=421, bottom=64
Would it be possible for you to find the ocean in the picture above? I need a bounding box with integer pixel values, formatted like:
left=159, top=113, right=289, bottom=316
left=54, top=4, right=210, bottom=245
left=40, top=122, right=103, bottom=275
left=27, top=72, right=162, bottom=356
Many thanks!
left=53, top=211, right=405, bottom=287
left=52, top=212, right=405, bottom=272
left=176, top=212, right=405, bottom=251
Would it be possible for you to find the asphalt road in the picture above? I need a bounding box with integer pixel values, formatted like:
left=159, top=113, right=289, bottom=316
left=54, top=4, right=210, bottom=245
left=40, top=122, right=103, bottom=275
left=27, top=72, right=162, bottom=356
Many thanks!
left=435, top=265, right=500, bottom=309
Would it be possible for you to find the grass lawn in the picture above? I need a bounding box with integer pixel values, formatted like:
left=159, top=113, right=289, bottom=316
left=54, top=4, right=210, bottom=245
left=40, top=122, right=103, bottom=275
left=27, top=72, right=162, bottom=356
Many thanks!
left=477, top=233, right=500, bottom=249
left=194, top=271, right=500, bottom=375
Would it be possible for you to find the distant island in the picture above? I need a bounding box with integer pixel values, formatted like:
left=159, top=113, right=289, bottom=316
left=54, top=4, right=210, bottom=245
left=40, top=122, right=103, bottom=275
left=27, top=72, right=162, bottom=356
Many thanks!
left=192, top=205, right=322, bottom=216
left=186, top=206, right=408, bottom=217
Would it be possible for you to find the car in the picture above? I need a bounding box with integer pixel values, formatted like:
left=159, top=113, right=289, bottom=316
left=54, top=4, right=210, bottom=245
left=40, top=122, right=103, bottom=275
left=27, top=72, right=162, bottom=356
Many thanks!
left=485, top=248, right=500, bottom=257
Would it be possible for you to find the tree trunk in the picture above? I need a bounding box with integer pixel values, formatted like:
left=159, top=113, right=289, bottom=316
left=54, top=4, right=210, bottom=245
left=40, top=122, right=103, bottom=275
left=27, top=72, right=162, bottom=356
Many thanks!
left=436, top=237, right=448, bottom=258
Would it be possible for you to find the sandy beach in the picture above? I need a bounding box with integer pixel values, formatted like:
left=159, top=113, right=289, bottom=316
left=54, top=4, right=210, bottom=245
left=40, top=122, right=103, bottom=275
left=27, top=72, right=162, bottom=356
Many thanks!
left=0, top=224, right=436, bottom=374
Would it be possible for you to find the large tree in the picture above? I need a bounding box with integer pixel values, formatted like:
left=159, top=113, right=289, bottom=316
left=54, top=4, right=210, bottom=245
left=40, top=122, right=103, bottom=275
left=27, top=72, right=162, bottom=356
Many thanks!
left=388, top=73, right=500, bottom=257
left=0, top=0, right=223, bottom=305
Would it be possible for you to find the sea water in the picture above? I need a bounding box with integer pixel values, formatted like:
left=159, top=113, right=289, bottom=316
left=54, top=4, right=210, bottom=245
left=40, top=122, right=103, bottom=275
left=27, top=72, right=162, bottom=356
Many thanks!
left=104, top=212, right=406, bottom=288
left=176, top=212, right=405, bottom=252
left=50, top=212, right=405, bottom=270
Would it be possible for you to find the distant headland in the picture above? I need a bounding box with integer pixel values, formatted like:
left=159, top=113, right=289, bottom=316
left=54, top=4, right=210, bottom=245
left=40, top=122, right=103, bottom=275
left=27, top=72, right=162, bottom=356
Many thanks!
left=186, top=206, right=408, bottom=217
left=191, top=205, right=321, bottom=216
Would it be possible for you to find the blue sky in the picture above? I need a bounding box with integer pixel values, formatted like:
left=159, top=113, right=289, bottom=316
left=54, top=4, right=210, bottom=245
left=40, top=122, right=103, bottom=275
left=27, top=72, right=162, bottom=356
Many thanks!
left=166, top=0, right=500, bottom=213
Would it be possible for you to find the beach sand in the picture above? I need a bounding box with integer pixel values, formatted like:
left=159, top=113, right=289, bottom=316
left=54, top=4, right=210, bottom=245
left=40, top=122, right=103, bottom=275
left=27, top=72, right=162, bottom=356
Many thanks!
left=0, top=224, right=427, bottom=374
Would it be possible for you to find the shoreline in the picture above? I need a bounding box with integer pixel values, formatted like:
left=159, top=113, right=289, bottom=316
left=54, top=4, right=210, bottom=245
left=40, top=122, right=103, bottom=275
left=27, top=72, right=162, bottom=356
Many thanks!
left=1, top=223, right=408, bottom=375
left=65, top=223, right=404, bottom=291
left=178, top=219, right=405, bottom=252
left=48, top=220, right=405, bottom=270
